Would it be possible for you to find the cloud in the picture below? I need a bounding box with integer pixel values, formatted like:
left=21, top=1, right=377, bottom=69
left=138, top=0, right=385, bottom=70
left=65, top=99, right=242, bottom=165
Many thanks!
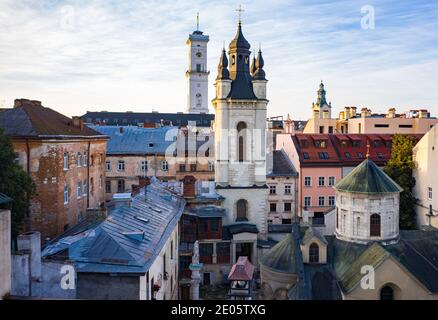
left=0, top=0, right=437, bottom=119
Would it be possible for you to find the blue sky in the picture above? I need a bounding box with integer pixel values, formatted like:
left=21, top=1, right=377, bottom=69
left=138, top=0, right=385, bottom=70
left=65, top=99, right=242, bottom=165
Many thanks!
left=0, top=0, right=437, bottom=119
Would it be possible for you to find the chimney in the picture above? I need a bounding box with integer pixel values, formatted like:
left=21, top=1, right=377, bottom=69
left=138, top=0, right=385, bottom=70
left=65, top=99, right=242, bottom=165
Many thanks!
left=419, top=109, right=429, bottom=119
left=14, top=99, right=42, bottom=108
left=361, top=108, right=368, bottom=118
left=339, top=111, right=345, bottom=120
left=17, top=232, right=41, bottom=281
left=72, top=116, right=84, bottom=130
left=350, top=107, right=357, bottom=118
left=344, top=107, right=350, bottom=120
left=387, top=108, right=396, bottom=118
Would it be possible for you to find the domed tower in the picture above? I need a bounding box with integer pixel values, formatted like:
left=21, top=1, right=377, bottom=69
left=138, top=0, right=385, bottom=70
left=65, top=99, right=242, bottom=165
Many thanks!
left=334, top=156, right=403, bottom=245
left=213, top=17, right=269, bottom=262
left=312, top=81, right=332, bottom=119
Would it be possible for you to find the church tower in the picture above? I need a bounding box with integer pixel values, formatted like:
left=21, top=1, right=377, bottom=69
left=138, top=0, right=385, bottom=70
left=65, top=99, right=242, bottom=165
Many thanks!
left=186, top=14, right=209, bottom=114
left=213, top=17, right=269, bottom=264
left=311, top=81, right=332, bottom=119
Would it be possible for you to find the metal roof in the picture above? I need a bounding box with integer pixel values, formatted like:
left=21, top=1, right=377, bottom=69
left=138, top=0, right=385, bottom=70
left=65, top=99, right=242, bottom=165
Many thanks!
left=42, top=181, right=185, bottom=274
left=267, top=150, right=298, bottom=177
left=89, top=125, right=177, bottom=155
left=334, top=158, right=403, bottom=194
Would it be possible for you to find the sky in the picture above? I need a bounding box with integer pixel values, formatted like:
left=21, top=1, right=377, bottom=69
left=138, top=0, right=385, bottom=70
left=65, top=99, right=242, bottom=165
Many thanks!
left=0, top=0, right=437, bottom=120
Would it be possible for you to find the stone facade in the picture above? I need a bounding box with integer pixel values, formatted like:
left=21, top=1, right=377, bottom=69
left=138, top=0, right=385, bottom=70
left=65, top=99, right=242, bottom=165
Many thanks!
left=335, top=191, right=400, bottom=244
left=12, top=138, right=107, bottom=240
left=267, top=176, right=297, bottom=224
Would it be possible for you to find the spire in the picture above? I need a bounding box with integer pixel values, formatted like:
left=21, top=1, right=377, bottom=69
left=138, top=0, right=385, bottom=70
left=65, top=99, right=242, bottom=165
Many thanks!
left=250, top=53, right=257, bottom=76
left=316, top=81, right=327, bottom=106
left=253, top=49, right=266, bottom=80
left=216, top=48, right=230, bottom=80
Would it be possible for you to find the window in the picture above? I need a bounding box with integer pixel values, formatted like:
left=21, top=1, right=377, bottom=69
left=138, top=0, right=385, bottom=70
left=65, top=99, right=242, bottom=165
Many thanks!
left=318, top=177, right=325, bottom=186
left=196, top=64, right=202, bottom=72
left=284, top=185, right=291, bottom=194
left=303, top=152, right=309, bottom=159
left=163, top=253, right=167, bottom=279
left=380, top=285, right=394, bottom=300
left=313, top=212, right=324, bottom=225
left=354, top=216, right=361, bottom=236
left=328, top=126, right=333, bottom=134
left=237, top=122, right=247, bottom=162
left=370, top=214, right=381, bottom=237
left=63, top=152, right=69, bottom=170
left=315, top=140, right=327, bottom=148
left=77, top=182, right=82, bottom=198
left=377, top=152, right=385, bottom=160
left=217, top=242, right=230, bottom=264
left=358, top=123, right=362, bottom=133
left=118, top=160, right=125, bottom=172
left=318, top=196, right=325, bottom=207
left=344, top=152, right=351, bottom=159
left=428, top=187, right=432, bottom=199
left=77, top=152, right=82, bottom=167
left=99, top=175, right=102, bottom=189
left=117, top=180, right=125, bottom=193
left=83, top=152, right=88, bottom=167
left=190, top=164, right=197, bottom=171
left=357, top=152, right=364, bottom=159
left=304, top=177, right=311, bottom=187
left=318, top=152, right=329, bottom=159
left=90, top=177, right=94, bottom=194
left=282, top=219, right=292, bottom=224
left=352, top=140, right=361, bottom=148
left=170, top=240, right=174, bottom=260
left=162, top=160, right=169, bottom=171
left=328, top=176, right=335, bottom=186
left=236, top=199, right=248, bottom=221
left=319, top=126, right=324, bottom=134
left=269, top=185, right=276, bottom=195
left=374, top=124, right=389, bottom=128
left=106, top=160, right=111, bottom=172
left=90, top=155, right=94, bottom=166
left=105, top=180, right=111, bottom=193
left=208, top=161, right=214, bottom=171
left=64, top=185, right=69, bottom=204
left=304, top=197, right=311, bottom=207
left=309, top=243, right=319, bottom=263
left=83, top=180, right=87, bottom=195
left=328, top=196, right=335, bottom=206
left=399, top=124, right=413, bottom=128
left=270, top=203, right=277, bottom=212
left=179, top=164, right=186, bottom=172
left=200, top=243, right=214, bottom=264
left=284, top=202, right=292, bottom=212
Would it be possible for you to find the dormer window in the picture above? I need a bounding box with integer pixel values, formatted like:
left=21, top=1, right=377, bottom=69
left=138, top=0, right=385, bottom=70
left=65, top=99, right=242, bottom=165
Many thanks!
left=315, top=140, right=327, bottom=148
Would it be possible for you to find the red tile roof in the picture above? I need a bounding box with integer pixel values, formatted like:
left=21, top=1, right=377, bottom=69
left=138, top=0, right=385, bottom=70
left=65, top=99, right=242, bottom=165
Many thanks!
left=292, top=133, right=423, bottom=167
left=228, top=256, right=255, bottom=281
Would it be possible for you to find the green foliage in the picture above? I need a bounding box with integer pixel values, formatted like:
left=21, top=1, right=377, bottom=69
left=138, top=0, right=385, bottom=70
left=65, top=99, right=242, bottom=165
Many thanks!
left=383, top=134, right=417, bottom=230
left=0, top=128, right=35, bottom=238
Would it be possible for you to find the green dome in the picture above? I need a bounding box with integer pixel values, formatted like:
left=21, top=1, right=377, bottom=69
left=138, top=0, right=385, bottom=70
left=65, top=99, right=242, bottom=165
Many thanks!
left=334, top=158, right=403, bottom=194
left=261, top=233, right=297, bottom=274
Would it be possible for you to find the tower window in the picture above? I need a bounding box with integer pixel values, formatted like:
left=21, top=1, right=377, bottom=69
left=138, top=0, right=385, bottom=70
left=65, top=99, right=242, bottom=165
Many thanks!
left=237, top=122, right=247, bottom=162
left=236, top=199, right=248, bottom=221
left=370, top=213, right=381, bottom=237
left=309, top=243, right=319, bottom=263
left=232, top=55, right=235, bottom=65
left=196, top=64, right=202, bottom=72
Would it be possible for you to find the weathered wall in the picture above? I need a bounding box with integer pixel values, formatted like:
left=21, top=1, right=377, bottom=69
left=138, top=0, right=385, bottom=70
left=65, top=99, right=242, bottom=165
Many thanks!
left=267, top=176, right=297, bottom=224
left=77, top=273, right=140, bottom=300
left=0, top=210, right=11, bottom=299
left=12, top=138, right=107, bottom=240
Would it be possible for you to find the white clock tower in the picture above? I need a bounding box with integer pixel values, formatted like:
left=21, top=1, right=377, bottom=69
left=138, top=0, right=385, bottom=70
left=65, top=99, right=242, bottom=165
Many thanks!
left=186, top=14, right=209, bottom=114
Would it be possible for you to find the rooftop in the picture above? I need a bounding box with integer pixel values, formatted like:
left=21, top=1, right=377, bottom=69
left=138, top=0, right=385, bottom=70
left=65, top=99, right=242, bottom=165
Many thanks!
left=42, top=182, right=185, bottom=274
left=0, top=99, right=106, bottom=139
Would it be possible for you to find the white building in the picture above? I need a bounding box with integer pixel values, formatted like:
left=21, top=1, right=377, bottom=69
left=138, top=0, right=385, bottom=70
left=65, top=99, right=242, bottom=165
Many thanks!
left=186, top=16, right=209, bottom=114
left=413, top=125, right=438, bottom=228
left=213, top=20, right=268, bottom=265
left=334, top=157, right=402, bottom=244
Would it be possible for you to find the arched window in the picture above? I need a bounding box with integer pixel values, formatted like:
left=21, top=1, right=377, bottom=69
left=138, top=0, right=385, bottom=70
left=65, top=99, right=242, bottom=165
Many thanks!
left=237, top=122, right=247, bottom=162
left=309, top=243, right=319, bottom=263
left=380, top=285, right=394, bottom=300
left=370, top=214, right=381, bottom=237
left=236, top=199, right=248, bottom=221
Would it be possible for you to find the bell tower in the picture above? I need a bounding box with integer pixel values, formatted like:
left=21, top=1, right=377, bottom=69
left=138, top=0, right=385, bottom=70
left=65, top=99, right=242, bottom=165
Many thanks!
left=186, top=13, right=209, bottom=114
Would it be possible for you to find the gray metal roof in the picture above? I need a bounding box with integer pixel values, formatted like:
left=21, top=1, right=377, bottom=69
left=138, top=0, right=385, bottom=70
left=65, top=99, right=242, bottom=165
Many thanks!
left=42, top=182, right=185, bottom=274
left=89, top=125, right=177, bottom=155
left=267, top=150, right=298, bottom=177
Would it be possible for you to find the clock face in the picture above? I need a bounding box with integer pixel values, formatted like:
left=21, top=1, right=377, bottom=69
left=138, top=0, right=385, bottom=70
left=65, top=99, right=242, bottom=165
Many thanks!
left=196, top=52, right=202, bottom=58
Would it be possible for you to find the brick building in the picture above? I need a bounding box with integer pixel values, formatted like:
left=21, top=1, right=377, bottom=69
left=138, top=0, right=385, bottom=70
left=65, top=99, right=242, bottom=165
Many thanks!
left=0, top=99, right=108, bottom=240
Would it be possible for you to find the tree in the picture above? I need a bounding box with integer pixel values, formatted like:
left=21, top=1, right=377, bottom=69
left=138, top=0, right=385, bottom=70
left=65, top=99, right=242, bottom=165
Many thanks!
left=383, top=134, right=417, bottom=230
left=0, top=128, right=35, bottom=238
